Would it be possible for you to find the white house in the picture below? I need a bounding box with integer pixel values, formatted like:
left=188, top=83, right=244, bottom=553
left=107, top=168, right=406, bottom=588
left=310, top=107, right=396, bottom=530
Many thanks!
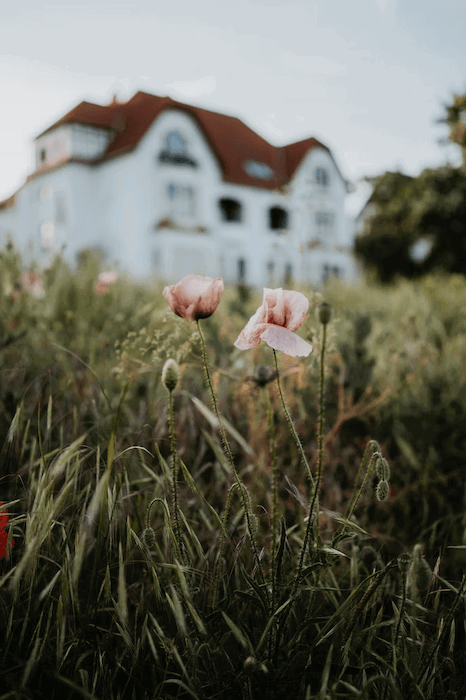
left=0, top=91, right=357, bottom=287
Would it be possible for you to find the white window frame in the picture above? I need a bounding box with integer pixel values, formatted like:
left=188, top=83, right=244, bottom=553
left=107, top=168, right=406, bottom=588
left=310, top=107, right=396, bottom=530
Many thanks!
left=167, top=183, right=196, bottom=218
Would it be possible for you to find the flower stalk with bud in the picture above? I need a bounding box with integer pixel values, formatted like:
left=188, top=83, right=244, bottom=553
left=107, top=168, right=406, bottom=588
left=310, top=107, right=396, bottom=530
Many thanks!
left=161, top=358, right=185, bottom=562
left=163, top=274, right=266, bottom=593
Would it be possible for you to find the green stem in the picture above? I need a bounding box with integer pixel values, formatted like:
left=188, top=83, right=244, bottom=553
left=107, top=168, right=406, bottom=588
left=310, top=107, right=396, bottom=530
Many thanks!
left=197, top=320, right=267, bottom=594
left=168, top=388, right=184, bottom=562
left=273, top=350, right=315, bottom=491
left=262, top=385, right=278, bottom=612
left=293, top=322, right=327, bottom=594
left=273, top=323, right=328, bottom=665
left=346, top=451, right=380, bottom=523
left=345, top=440, right=381, bottom=521
left=212, top=484, right=234, bottom=607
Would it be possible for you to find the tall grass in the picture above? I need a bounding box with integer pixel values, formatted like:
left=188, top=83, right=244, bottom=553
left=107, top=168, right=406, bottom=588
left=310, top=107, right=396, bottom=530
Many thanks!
left=0, top=247, right=465, bottom=698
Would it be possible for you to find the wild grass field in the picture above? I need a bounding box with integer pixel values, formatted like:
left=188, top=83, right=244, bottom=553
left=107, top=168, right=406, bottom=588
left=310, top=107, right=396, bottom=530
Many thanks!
left=0, top=243, right=466, bottom=699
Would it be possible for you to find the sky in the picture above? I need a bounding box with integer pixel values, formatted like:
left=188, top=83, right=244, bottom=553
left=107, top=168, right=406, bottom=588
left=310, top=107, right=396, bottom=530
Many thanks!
left=1, top=0, right=465, bottom=216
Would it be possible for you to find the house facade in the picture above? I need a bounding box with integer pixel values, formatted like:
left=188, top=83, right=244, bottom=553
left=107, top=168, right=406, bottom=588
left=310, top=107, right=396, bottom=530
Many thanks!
left=0, top=91, right=357, bottom=287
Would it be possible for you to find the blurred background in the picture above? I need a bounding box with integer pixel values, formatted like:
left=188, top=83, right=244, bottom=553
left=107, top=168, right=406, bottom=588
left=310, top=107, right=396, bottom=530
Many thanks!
left=1, top=0, right=465, bottom=287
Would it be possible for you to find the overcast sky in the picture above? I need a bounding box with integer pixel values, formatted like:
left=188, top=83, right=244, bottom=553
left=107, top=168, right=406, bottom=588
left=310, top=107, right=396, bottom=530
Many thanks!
left=1, top=0, right=465, bottom=215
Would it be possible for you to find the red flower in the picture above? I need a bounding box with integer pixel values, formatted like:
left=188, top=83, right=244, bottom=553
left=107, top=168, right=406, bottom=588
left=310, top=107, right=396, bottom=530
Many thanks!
left=0, top=503, right=14, bottom=558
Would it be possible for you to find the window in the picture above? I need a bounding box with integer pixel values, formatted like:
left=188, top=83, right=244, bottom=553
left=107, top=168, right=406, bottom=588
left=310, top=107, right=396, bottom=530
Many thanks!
left=40, top=149, right=47, bottom=164
left=238, top=258, right=246, bottom=282
left=159, top=131, right=197, bottom=166
left=55, top=192, right=67, bottom=225
left=243, top=160, right=274, bottom=180
left=151, top=248, right=161, bottom=271
left=166, top=131, right=185, bottom=154
left=322, top=264, right=340, bottom=284
left=316, top=167, right=329, bottom=186
left=40, top=221, right=55, bottom=248
left=40, top=184, right=53, bottom=202
left=284, top=263, right=293, bottom=285
left=167, top=183, right=196, bottom=217
left=269, top=206, right=288, bottom=230
left=219, top=198, right=242, bottom=222
left=267, top=261, right=275, bottom=285
left=315, top=212, right=335, bottom=241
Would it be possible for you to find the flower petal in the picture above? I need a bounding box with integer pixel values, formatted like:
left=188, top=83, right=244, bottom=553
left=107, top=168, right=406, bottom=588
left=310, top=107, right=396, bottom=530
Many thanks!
left=263, top=287, right=309, bottom=332
left=260, top=325, right=313, bottom=357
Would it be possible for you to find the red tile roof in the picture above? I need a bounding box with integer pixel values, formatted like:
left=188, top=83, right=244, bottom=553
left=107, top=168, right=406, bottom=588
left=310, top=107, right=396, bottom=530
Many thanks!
left=36, top=91, right=335, bottom=190
left=0, top=193, right=15, bottom=211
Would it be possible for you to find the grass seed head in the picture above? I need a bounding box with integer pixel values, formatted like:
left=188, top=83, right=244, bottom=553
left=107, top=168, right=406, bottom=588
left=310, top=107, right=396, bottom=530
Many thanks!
left=397, top=552, right=411, bottom=575
left=142, top=527, right=156, bottom=548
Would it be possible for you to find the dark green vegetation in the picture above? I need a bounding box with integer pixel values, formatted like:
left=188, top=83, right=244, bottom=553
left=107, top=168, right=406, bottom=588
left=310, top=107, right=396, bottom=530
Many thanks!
left=355, top=92, right=466, bottom=283
left=1, top=246, right=466, bottom=699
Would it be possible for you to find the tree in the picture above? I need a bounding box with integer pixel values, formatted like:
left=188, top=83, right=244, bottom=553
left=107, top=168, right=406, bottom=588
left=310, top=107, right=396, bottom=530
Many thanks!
left=355, top=93, right=466, bottom=282
left=439, top=93, right=466, bottom=167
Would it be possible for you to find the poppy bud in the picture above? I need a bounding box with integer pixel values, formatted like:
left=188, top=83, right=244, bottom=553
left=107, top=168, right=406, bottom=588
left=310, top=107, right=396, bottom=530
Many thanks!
left=252, top=365, right=277, bottom=387
left=162, top=359, right=179, bottom=392
left=376, top=480, right=389, bottom=501
left=316, top=301, right=332, bottom=325
left=375, top=456, right=390, bottom=481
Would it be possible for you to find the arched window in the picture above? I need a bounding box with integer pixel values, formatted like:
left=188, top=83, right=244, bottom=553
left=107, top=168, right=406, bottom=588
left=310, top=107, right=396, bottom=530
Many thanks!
left=219, top=198, right=242, bottom=222
left=269, top=206, right=288, bottom=230
left=316, top=167, right=329, bottom=186
left=166, top=131, right=186, bottom=154
left=159, top=131, right=197, bottom=166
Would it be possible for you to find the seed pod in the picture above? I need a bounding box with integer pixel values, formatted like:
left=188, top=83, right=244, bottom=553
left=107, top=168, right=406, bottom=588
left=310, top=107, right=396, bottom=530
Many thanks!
left=376, top=479, right=389, bottom=502
left=252, top=364, right=276, bottom=387
left=316, top=301, right=332, bottom=325
left=375, top=455, right=391, bottom=481
left=162, top=359, right=179, bottom=392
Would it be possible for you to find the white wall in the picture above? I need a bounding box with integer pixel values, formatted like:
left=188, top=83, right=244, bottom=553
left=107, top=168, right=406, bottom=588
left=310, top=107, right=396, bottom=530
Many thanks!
left=0, top=108, right=358, bottom=287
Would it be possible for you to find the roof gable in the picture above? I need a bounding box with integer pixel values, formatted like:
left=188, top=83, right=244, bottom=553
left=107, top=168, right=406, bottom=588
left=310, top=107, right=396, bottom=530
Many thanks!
left=34, top=91, right=335, bottom=190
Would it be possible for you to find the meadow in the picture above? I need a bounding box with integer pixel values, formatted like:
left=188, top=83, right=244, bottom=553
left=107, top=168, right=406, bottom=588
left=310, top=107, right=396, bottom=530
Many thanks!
left=0, top=243, right=465, bottom=699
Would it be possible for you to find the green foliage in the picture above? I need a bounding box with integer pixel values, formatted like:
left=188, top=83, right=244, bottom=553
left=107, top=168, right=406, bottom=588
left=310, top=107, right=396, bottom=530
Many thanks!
left=1, top=247, right=466, bottom=698
left=438, top=92, right=466, bottom=165
left=355, top=167, right=466, bottom=282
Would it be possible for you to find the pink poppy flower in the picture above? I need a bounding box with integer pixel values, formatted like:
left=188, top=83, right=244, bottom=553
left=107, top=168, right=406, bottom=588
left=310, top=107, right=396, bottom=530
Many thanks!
left=163, top=274, right=224, bottom=321
left=234, top=287, right=312, bottom=357
left=22, top=272, right=45, bottom=299
left=94, top=270, right=118, bottom=295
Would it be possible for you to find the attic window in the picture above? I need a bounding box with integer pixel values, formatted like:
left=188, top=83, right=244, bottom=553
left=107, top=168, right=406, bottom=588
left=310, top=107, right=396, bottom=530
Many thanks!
left=269, top=206, right=288, bottom=230
left=219, top=198, right=242, bottom=222
left=316, top=167, right=329, bottom=186
left=40, top=149, right=47, bottom=164
left=243, top=160, right=274, bottom=180
left=166, top=131, right=186, bottom=154
left=159, top=131, right=197, bottom=167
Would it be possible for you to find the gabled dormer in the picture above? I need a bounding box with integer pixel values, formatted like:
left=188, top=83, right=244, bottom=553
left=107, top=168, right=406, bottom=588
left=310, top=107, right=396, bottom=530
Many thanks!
left=34, top=123, right=113, bottom=170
